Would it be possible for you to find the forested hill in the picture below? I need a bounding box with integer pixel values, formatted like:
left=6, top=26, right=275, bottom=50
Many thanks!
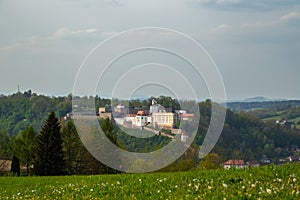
left=1, top=91, right=300, bottom=163
left=0, top=90, right=72, bottom=135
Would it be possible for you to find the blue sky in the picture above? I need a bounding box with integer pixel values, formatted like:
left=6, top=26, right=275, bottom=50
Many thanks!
left=0, top=0, right=300, bottom=100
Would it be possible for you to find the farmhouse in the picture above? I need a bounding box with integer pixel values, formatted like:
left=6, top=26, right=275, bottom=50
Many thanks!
left=223, top=159, right=246, bottom=169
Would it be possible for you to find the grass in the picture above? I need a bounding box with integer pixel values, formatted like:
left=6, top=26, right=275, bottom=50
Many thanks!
left=0, top=164, right=299, bottom=199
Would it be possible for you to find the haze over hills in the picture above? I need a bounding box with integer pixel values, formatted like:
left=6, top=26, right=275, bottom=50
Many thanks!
left=227, top=96, right=289, bottom=103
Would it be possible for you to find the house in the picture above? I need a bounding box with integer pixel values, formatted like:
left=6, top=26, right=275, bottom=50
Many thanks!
left=151, top=112, right=175, bottom=128
left=99, top=112, right=112, bottom=120
left=181, top=113, right=194, bottom=121
left=261, top=155, right=271, bottom=164
left=0, top=160, right=12, bottom=175
left=149, top=99, right=166, bottom=114
left=246, top=160, right=260, bottom=167
left=287, top=155, right=300, bottom=162
left=135, top=111, right=148, bottom=127
left=223, top=160, right=246, bottom=169
left=276, top=120, right=293, bottom=127
left=181, top=132, right=189, bottom=142
left=114, top=103, right=127, bottom=113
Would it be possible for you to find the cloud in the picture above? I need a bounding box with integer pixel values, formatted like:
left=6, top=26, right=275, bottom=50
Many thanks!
left=0, top=27, right=100, bottom=53
left=53, top=28, right=97, bottom=39
left=241, top=12, right=300, bottom=29
left=280, top=12, right=300, bottom=21
left=196, top=0, right=300, bottom=11
left=101, top=31, right=119, bottom=37
left=212, top=24, right=230, bottom=32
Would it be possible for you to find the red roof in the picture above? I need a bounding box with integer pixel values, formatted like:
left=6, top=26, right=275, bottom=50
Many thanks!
left=224, top=159, right=245, bottom=165
left=182, top=114, right=194, bottom=118
left=137, top=111, right=146, bottom=116
left=126, top=114, right=136, bottom=117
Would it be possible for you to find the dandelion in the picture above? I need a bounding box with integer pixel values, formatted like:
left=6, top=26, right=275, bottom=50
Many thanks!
left=208, top=186, right=212, bottom=190
left=157, top=190, right=160, bottom=193
left=90, top=189, right=93, bottom=192
left=139, top=179, right=142, bottom=182
left=266, top=189, right=271, bottom=194
left=223, top=183, right=228, bottom=188
left=175, top=185, right=178, bottom=188
left=117, top=181, right=120, bottom=185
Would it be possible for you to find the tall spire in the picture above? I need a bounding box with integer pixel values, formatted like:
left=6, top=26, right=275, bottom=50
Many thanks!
left=17, top=84, right=20, bottom=93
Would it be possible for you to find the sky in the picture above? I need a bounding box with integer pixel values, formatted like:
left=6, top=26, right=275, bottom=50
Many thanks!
left=0, top=0, right=300, bottom=100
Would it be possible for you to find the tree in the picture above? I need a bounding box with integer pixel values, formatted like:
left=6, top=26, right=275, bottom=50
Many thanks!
left=34, top=112, right=66, bottom=176
left=11, top=155, right=20, bottom=176
left=101, top=118, right=115, bottom=143
left=0, top=131, right=11, bottom=160
left=11, top=126, right=36, bottom=174
left=198, top=153, right=222, bottom=170
left=62, top=120, right=86, bottom=175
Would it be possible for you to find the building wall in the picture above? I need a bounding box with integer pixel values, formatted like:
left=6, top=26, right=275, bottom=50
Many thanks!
left=99, top=112, right=112, bottom=120
left=152, top=112, right=174, bottom=128
left=136, top=116, right=147, bottom=127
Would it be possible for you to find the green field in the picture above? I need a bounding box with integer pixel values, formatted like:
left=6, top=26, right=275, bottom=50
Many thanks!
left=0, top=164, right=299, bottom=199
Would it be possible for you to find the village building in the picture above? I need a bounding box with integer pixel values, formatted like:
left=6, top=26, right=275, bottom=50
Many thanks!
left=246, top=160, right=260, bottom=167
left=223, top=159, right=246, bottom=169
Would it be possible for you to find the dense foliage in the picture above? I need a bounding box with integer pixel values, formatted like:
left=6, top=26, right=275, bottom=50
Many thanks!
left=0, top=91, right=300, bottom=176
left=0, top=90, right=72, bottom=136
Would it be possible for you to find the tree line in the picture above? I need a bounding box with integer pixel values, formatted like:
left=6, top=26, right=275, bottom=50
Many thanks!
left=1, top=91, right=300, bottom=175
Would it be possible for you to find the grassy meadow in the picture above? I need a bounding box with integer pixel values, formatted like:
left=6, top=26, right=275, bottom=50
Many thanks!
left=0, top=164, right=299, bottom=199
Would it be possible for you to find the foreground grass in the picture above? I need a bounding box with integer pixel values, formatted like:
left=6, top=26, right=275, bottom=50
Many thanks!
left=0, top=164, right=299, bottom=199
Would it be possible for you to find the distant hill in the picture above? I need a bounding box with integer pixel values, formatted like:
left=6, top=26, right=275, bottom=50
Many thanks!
left=225, top=100, right=300, bottom=111
left=243, top=96, right=273, bottom=102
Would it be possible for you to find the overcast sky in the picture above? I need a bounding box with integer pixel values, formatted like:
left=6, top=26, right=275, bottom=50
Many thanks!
left=0, top=0, right=300, bottom=100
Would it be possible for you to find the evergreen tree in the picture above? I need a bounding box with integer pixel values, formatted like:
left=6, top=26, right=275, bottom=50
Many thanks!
left=34, top=112, right=65, bottom=176
left=11, top=126, right=36, bottom=174
left=11, top=155, right=20, bottom=176
left=62, top=120, right=86, bottom=175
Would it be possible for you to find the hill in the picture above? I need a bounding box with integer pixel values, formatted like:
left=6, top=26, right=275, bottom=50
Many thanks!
left=0, top=90, right=72, bottom=136
left=0, top=91, right=300, bottom=167
left=225, top=100, right=300, bottom=111
left=243, top=96, right=273, bottom=102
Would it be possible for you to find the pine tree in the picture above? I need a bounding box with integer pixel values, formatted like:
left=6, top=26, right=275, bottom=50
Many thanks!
left=11, top=155, right=20, bottom=176
left=62, top=120, right=86, bottom=175
left=34, top=112, right=66, bottom=176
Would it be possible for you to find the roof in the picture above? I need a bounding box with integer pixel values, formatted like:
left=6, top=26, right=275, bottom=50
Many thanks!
left=136, top=111, right=147, bottom=116
left=182, top=114, right=194, bottom=118
left=126, top=114, right=136, bottom=117
left=0, top=160, right=12, bottom=171
left=224, top=159, right=245, bottom=165
left=246, top=160, right=260, bottom=165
